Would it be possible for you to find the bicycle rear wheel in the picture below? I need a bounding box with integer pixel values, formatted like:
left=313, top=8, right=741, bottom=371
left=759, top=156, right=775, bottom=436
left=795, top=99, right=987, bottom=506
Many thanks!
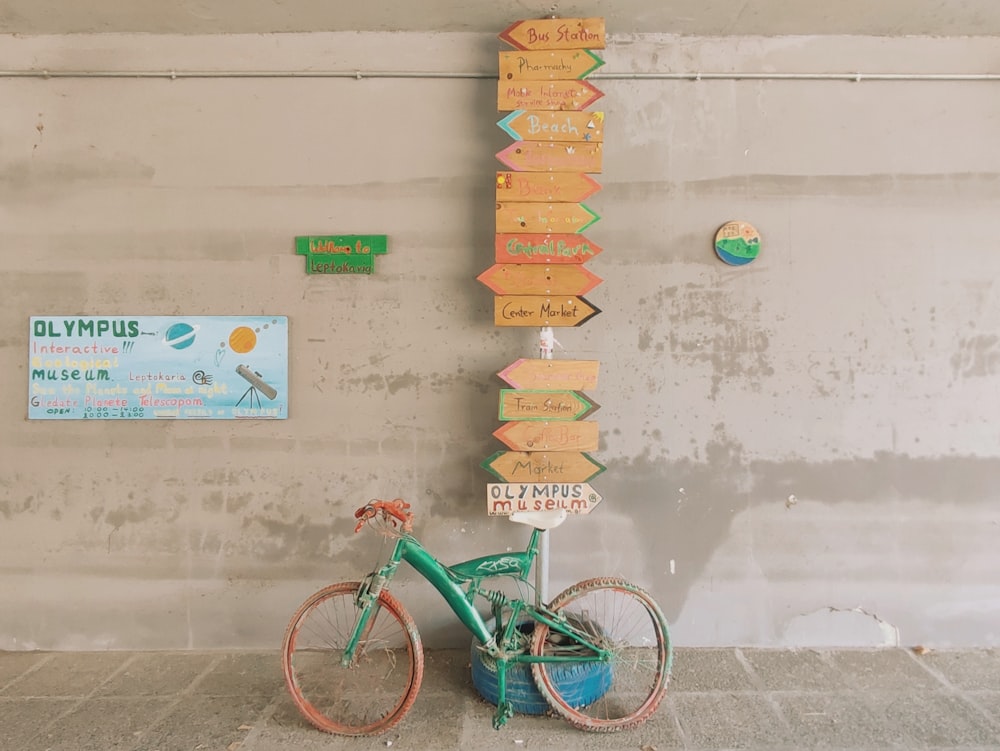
left=530, top=577, right=671, bottom=732
left=281, top=581, right=424, bottom=736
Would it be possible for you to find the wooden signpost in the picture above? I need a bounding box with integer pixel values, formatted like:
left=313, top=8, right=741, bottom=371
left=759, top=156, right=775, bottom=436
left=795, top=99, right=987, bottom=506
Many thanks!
left=481, top=450, right=606, bottom=483
left=496, top=142, right=602, bottom=174
left=495, top=233, right=603, bottom=264
left=494, top=295, right=601, bottom=327
left=496, top=171, right=601, bottom=203
left=499, top=17, right=606, bottom=51
left=493, top=420, right=599, bottom=451
left=477, top=263, right=602, bottom=296
left=486, top=16, right=606, bottom=539
left=498, top=111, right=604, bottom=142
left=497, top=358, right=600, bottom=390
left=487, top=483, right=603, bottom=516
left=498, top=50, right=604, bottom=81
left=496, top=202, right=599, bottom=234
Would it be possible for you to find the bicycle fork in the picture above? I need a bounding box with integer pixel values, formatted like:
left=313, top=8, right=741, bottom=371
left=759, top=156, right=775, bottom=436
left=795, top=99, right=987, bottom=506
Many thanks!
left=342, top=571, right=391, bottom=667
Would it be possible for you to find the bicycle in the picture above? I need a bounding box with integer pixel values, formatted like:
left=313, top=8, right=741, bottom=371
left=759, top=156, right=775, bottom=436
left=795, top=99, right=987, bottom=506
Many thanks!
left=281, top=498, right=672, bottom=736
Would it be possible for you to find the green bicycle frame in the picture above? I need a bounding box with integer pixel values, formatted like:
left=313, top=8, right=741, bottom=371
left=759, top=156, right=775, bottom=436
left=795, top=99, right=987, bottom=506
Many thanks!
left=343, top=527, right=611, bottom=666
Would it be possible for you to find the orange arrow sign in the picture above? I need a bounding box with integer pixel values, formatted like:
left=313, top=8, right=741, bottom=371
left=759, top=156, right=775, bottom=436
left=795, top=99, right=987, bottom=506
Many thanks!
left=496, top=171, right=601, bottom=203
left=497, top=358, right=600, bottom=390
left=499, top=50, right=604, bottom=81
left=481, top=451, right=606, bottom=483
left=499, top=389, right=600, bottom=421
left=498, top=111, right=604, bottom=142
left=495, top=233, right=603, bottom=265
left=487, top=483, right=603, bottom=516
left=477, top=264, right=602, bottom=296
left=493, top=420, right=599, bottom=452
left=478, top=264, right=602, bottom=295
left=496, top=202, right=599, bottom=234
left=494, top=296, right=601, bottom=327
left=499, top=17, right=606, bottom=51
left=498, top=80, right=603, bottom=112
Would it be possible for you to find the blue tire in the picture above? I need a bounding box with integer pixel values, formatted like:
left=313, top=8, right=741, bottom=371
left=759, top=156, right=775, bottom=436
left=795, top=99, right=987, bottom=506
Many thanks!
left=470, top=619, right=611, bottom=715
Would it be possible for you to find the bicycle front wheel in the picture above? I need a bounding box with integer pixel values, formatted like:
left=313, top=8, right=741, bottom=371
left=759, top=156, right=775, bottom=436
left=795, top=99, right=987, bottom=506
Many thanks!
left=531, top=577, right=671, bottom=732
left=281, top=581, right=424, bottom=736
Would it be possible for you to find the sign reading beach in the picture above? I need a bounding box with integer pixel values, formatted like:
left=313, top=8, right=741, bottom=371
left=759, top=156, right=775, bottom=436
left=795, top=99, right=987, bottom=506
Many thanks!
left=28, top=316, right=288, bottom=420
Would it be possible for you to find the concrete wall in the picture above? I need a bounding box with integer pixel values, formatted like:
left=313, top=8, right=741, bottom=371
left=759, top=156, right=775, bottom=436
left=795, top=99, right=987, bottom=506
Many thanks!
left=2, top=31, right=999, bottom=650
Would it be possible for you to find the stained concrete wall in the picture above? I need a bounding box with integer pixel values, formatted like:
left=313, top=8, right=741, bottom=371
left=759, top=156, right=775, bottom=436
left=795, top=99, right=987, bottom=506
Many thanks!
left=1, top=32, right=999, bottom=650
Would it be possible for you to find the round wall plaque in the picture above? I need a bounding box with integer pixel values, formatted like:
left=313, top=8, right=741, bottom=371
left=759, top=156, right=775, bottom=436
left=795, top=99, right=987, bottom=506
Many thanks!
left=714, top=221, right=760, bottom=266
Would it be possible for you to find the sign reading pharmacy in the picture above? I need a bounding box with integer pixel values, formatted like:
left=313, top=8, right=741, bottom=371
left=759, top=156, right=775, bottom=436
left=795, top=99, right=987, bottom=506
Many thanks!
left=28, top=316, right=288, bottom=420
left=295, top=235, right=388, bottom=274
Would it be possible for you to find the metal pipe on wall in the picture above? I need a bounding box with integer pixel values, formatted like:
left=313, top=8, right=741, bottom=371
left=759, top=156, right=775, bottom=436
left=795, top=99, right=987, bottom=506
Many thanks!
left=1, top=69, right=999, bottom=81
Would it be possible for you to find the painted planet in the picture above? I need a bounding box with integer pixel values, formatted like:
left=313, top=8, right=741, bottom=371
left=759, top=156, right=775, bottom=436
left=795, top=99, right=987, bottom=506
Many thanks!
left=228, top=326, right=257, bottom=354
left=715, top=221, right=761, bottom=266
left=162, top=322, right=200, bottom=349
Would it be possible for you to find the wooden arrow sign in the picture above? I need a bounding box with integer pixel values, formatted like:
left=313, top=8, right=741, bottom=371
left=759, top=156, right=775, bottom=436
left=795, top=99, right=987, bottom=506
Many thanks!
left=481, top=451, right=606, bottom=483
left=499, top=50, right=604, bottom=81
left=487, top=483, right=604, bottom=516
left=493, top=420, right=599, bottom=452
left=495, top=233, right=603, bottom=265
left=498, top=80, right=603, bottom=112
left=499, top=17, right=606, bottom=51
left=496, top=141, right=602, bottom=174
left=498, top=389, right=599, bottom=421
left=496, top=202, right=599, bottom=234
left=497, top=358, right=600, bottom=390
left=498, top=111, right=604, bottom=142
left=477, top=264, right=602, bottom=296
left=494, top=295, right=601, bottom=327
left=496, top=171, right=601, bottom=203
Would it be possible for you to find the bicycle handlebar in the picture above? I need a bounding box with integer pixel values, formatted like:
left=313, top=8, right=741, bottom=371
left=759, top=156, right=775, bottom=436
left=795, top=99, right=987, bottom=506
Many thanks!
left=354, top=498, right=414, bottom=534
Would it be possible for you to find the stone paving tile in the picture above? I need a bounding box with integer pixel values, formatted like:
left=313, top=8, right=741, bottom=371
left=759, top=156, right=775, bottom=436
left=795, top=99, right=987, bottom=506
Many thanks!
left=670, top=647, right=755, bottom=692
left=673, top=692, right=791, bottom=749
left=0, top=697, right=76, bottom=749
left=196, top=651, right=284, bottom=696
left=864, top=690, right=1000, bottom=748
left=5, top=652, right=130, bottom=697
left=133, top=694, right=272, bottom=751
left=774, top=691, right=907, bottom=749
left=918, top=649, right=1000, bottom=690
left=34, top=697, right=169, bottom=751
left=827, top=649, right=944, bottom=691
left=95, top=652, right=216, bottom=697
left=740, top=648, right=848, bottom=691
left=0, top=651, right=51, bottom=689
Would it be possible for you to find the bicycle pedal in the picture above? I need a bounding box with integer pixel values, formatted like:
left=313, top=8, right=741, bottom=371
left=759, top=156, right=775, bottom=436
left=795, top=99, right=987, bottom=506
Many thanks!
left=491, top=701, right=514, bottom=730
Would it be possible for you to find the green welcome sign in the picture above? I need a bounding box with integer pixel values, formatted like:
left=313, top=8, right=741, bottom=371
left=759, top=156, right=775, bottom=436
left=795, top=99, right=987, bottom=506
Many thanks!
left=295, top=235, right=388, bottom=275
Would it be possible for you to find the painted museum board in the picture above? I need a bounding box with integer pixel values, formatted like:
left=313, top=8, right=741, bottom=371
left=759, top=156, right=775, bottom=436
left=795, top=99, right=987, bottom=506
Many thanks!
left=28, top=316, right=288, bottom=420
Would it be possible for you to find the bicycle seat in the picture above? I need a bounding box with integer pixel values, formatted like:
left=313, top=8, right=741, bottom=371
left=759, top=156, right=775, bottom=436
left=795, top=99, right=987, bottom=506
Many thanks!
left=509, top=509, right=568, bottom=530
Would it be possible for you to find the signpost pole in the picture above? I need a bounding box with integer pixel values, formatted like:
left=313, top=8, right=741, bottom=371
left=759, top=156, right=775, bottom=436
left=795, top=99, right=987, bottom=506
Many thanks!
left=536, top=326, right=555, bottom=604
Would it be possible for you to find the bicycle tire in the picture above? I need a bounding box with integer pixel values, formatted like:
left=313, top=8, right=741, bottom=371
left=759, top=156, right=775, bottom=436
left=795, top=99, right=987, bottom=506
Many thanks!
left=530, top=577, right=671, bottom=732
left=470, top=618, right=611, bottom=715
left=281, top=581, right=424, bottom=736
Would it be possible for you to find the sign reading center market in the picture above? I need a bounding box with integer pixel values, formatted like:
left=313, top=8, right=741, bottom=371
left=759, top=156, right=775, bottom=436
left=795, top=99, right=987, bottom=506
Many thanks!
left=28, top=316, right=288, bottom=420
left=295, top=234, right=388, bottom=274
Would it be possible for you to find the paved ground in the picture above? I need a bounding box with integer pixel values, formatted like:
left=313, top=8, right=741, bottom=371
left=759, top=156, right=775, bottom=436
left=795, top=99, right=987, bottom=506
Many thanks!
left=2, top=647, right=1000, bottom=750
